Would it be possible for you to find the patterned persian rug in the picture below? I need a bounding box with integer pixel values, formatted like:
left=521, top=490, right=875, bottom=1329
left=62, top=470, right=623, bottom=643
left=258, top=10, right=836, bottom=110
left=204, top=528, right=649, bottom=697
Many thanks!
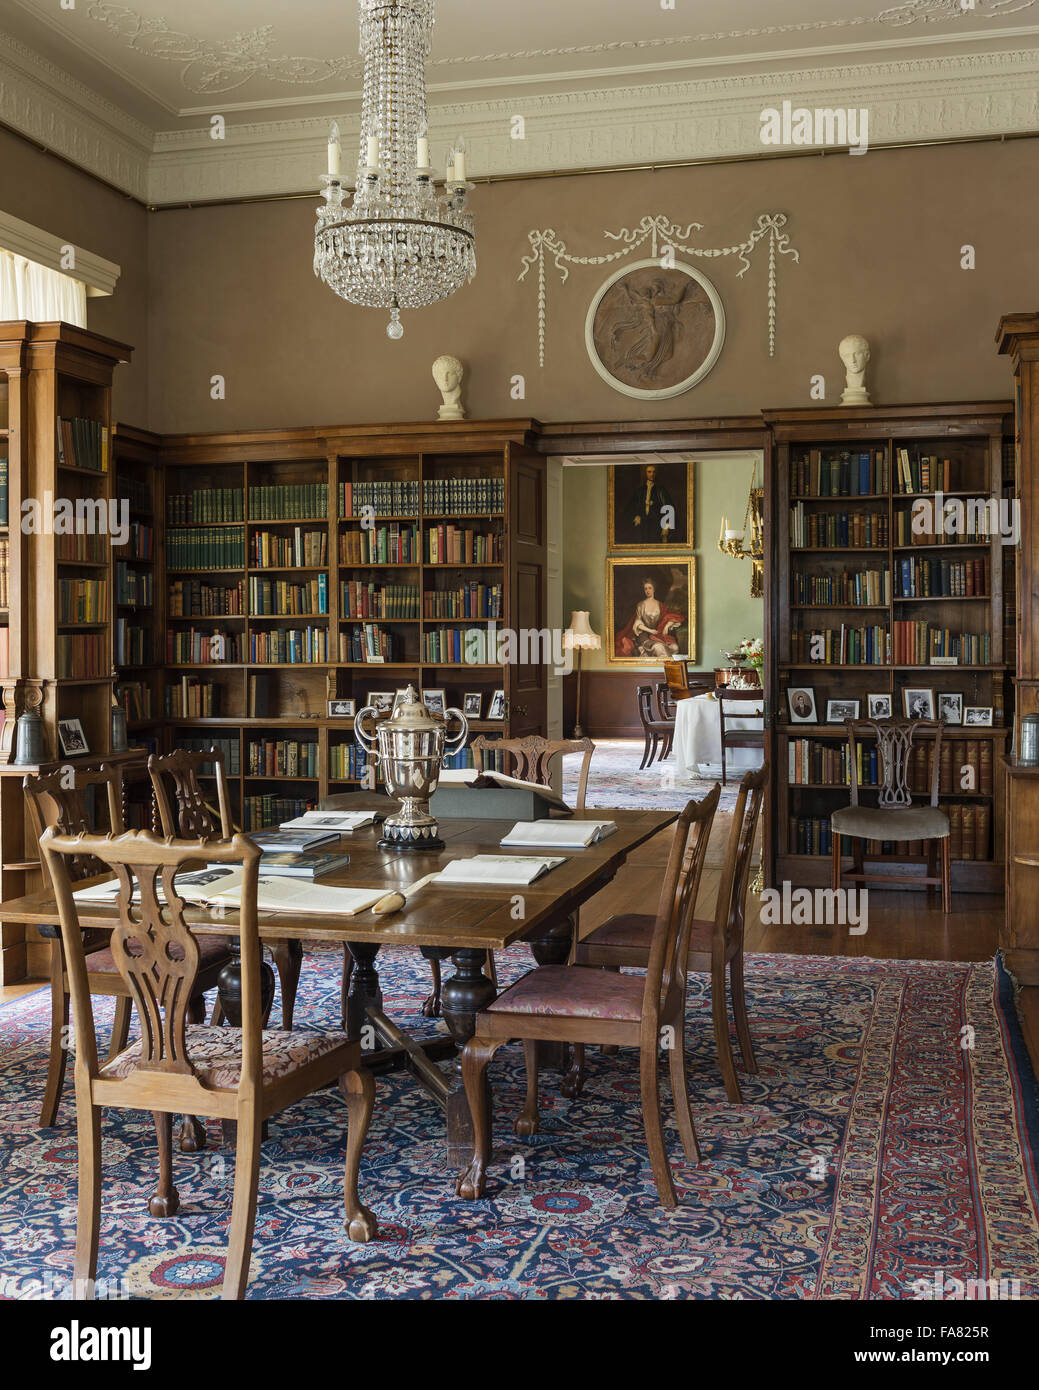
left=562, top=738, right=742, bottom=812
left=1, top=948, right=1037, bottom=1300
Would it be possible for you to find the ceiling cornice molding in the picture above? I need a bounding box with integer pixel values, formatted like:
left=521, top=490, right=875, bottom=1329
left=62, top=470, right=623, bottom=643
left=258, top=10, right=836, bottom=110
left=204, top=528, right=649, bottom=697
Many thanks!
left=0, top=28, right=152, bottom=199
left=146, top=47, right=1039, bottom=206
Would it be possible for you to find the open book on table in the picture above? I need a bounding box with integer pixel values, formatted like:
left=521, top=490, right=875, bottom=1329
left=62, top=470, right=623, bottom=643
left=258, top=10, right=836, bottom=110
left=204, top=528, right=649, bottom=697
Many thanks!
left=500, top=819, right=617, bottom=849
left=436, top=767, right=572, bottom=813
left=278, top=810, right=379, bottom=832
left=73, top=867, right=388, bottom=917
left=436, top=854, right=566, bottom=887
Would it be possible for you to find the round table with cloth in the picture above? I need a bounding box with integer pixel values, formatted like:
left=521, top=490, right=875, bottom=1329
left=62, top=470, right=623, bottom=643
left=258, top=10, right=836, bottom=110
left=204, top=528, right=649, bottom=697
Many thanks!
left=672, top=692, right=765, bottom=778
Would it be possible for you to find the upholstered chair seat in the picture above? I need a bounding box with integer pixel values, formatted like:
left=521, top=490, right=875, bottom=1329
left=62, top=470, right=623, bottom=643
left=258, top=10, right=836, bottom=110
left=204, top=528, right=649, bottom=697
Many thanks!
left=830, top=804, right=950, bottom=841
left=84, top=934, right=230, bottom=976
left=100, top=1025, right=350, bottom=1089
left=486, top=963, right=644, bottom=1022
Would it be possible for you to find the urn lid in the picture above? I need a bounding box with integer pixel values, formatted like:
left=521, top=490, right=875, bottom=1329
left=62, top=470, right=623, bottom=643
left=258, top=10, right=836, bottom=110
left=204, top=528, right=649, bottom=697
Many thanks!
left=384, top=685, right=440, bottom=731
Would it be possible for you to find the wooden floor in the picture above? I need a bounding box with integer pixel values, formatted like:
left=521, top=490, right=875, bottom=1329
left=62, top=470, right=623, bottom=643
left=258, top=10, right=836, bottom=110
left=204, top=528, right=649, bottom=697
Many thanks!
left=4, top=810, right=1037, bottom=1073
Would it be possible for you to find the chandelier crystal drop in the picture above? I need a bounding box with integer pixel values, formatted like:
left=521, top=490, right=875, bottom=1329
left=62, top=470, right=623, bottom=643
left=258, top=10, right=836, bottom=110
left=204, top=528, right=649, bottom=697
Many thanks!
left=314, top=0, right=476, bottom=338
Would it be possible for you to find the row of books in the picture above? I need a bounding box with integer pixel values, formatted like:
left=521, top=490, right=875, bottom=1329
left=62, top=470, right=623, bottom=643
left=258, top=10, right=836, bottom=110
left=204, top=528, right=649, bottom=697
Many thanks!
left=424, top=583, right=503, bottom=620
left=116, top=474, right=151, bottom=513
left=165, top=678, right=220, bottom=718
left=169, top=579, right=244, bottom=617
left=791, top=809, right=990, bottom=859
left=121, top=522, right=154, bottom=559
left=340, top=524, right=418, bottom=565
left=894, top=450, right=956, bottom=495
left=250, top=628, right=329, bottom=664
left=893, top=509, right=992, bottom=546
left=0, top=458, right=8, bottom=525
left=174, top=736, right=240, bottom=776
left=790, top=504, right=888, bottom=549
left=167, top=488, right=244, bottom=524
left=894, top=555, right=989, bottom=599
left=793, top=568, right=889, bottom=607
left=423, top=477, right=504, bottom=516
left=56, top=532, right=107, bottom=563
left=117, top=681, right=153, bottom=721
left=115, top=621, right=151, bottom=666
left=167, top=629, right=244, bottom=664
left=251, top=529, right=328, bottom=568
left=116, top=562, right=153, bottom=607
left=246, top=739, right=319, bottom=778
left=790, top=447, right=889, bottom=498
left=167, top=527, right=246, bottom=571
left=892, top=622, right=991, bottom=666
left=0, top=538, right=8, bottom=610
left=339, top=480, right=420, bottom=517
left=423, top=626, right=497, bottom=665
left=339, top=624, right=397, bottom=663
left=248, top=483, right=329, bottom=520
left=790, top=625, right=889, bottom=666
left=341, top=581, right=419, bottom=620
left=787, top=738, right=994, bottom=795
left=57, top=632, right=107, bottom=678
left=249, top=575, right=328, bottom=616
left=328, top=743, right=372, bottom=780
left=57, top=417, right=109, bottom=473
left=58, top=578, right=107, bottom=624
left=425, top=524, right=503, bottom=565
left=244, top=797, right=311, bottom=832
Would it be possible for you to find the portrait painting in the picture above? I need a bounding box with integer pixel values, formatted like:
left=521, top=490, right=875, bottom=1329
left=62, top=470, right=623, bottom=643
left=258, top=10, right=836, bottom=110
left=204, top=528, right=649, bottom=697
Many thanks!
left=608, top=459, right=694, bottom=551
left=585, top=260, right=725, bottom=400
left=605, top=557, right=696, bottom=666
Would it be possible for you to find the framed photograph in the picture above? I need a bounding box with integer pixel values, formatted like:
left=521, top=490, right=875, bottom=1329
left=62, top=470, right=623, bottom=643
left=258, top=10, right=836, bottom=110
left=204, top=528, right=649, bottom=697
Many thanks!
left=57, top=717, right=90, bottom=757
left=366, top=691, right=395, bottom=717
left=422, top=689, right=446, bottom=718
left=328, top=698, right=356, bottom=718
left=937, top=692, right=964, bottom=726
left=867, top=693, right=892, bottom=720
left=964, top=706, right=994, bottom=727
left=786, top=687, right=818, bottom=724
left=607, top=459, right=694, bottom=551
left=902, top=688, right=936, bottom=720
left=826, top=698, right=861, bottom=724
left=487, top=689, right=506, bottom=721
left=605, top=556, right=696, bottom=665
left=462, top=692, right=483, bottom=719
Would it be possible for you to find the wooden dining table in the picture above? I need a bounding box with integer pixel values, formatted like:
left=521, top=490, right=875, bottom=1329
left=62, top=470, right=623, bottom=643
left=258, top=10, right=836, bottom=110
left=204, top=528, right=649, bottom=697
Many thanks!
left=0, top=803, right=677, bottom=1163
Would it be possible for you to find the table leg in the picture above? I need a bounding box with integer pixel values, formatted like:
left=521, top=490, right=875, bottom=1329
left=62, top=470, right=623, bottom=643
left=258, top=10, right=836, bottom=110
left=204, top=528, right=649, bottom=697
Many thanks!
left=527, top=914, right=576, bottom=1079
left=343, top=942, right=382, bottom=1040
left=440, top=948, right=498, bottom=1168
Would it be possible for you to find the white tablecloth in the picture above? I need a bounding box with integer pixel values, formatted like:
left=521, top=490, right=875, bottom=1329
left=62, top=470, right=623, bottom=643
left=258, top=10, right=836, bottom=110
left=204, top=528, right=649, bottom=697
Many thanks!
left=672, top=693, right=765, bottom=778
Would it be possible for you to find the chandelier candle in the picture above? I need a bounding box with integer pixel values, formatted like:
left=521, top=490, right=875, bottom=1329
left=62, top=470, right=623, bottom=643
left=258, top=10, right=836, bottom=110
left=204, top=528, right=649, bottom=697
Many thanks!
left=314, top=0, right=476, bottom=340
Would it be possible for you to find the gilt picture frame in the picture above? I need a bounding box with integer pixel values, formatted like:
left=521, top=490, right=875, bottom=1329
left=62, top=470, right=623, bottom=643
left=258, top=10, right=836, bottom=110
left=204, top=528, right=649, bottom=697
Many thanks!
left=607, top=459, right=695, bottom=552
left=605, top=556, right=696, bottom=666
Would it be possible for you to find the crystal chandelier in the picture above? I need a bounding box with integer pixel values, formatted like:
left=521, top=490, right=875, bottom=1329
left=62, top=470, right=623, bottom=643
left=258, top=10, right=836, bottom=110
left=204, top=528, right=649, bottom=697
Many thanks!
left=314, top=0, right=476, bottom=339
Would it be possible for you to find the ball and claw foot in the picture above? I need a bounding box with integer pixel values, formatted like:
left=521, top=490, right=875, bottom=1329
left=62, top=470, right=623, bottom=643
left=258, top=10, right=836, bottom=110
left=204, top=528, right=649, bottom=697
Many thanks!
left=514, top=1108, right=540, bottom=1137
left=178, top=1116, right=206, bottom=1153
left=345, top=1206, right=378, bottom=1243
left=148, top=1187, right=180, bottom=1218
left=456, top=1157, right=487, bottom=1200
left=421, top=990, right=442, bottom=1019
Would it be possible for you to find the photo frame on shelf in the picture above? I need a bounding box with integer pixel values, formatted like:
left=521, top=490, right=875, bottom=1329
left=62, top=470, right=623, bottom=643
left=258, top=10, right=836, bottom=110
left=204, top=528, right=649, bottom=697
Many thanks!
left=786, top=687, right=817, bottom=724
left=57, top=718, right=90, bottom=757
left=937, top=692, right=964, bottom=726
left=607, top=459, right=695, bottom=551
left=902, top=688, right=936, bottom=720
left=605, top=556, right=696, bottom=665
left=366, top=692, right=395, bottom=717
left=487, top=690, right=506, bottom=721
left=328, top=699, right=356, bottom=718
left=867, top=694, right=892, bottom=720
left=964, top=706, right=994, bottom=727
left=826, top=698, right=861, bottom=724
left=422, top=689, right=446, bottom=718
left=463, top=692, right=483, bottom=719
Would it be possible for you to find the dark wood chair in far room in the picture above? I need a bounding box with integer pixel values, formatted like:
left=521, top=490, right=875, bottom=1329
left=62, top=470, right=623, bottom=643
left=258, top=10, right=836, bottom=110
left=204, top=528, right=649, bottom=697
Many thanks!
left=148, top=748, right=304, bottom=1030
left=636, top=684, right=674, bottom=770
left=717, top=687, right=766, bottom=786
left=456, top=785, right=720, bottom=1209
left=23, top=764, right=232, bottom=1129
left=831, top=719, right=951, bottom=913
left=574, top=763, right=768, bottom=1104
left=656, top=682, right=678, bottom=737
left=40, top=827, right=377, bottom=1301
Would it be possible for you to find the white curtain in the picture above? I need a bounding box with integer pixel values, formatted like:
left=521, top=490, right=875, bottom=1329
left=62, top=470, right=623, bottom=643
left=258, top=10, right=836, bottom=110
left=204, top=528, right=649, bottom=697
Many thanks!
left=0, top=248, right=87, bottom=327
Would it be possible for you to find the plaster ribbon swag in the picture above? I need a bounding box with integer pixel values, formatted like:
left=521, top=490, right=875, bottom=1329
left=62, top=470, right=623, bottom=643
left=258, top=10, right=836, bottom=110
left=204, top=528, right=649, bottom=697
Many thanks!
left=519, top=214, right=799, bottom=367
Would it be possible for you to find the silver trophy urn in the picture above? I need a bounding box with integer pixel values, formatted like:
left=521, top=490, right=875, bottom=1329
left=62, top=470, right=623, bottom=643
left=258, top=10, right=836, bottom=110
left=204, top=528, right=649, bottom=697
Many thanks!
left=354, top=686, right=468, bottom=851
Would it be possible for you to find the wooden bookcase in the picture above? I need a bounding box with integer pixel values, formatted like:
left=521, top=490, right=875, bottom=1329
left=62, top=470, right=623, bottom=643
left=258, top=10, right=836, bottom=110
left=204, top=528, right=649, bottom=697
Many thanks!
left=764, top=402, right=1015, bottom=893
left=113, top=421, right=546, bottom=833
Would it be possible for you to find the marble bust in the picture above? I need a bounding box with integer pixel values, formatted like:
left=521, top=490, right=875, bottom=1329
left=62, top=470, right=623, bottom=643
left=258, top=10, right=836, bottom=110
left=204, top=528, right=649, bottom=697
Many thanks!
left=432, top=355, right=466, bottom=421
left=839, top=334, right=872, bottom=406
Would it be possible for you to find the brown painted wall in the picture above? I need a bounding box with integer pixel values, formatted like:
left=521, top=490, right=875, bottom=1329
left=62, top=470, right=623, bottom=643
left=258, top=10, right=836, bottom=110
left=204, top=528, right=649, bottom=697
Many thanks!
left=0, top=128, right=149, bottom=423
left=147, top=137, right=1037, bottom=434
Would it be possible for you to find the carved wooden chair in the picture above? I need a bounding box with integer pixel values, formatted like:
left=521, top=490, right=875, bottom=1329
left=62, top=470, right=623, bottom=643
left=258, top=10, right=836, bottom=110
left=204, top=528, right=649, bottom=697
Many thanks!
left=574, top=762, right=768, bottom=1103
left=470, top=734, right=595, bottom=814
left=636, top=685, right=674, bottom=769
left=456, top=785, right=719, bottom=1208
left=24, top=764, right=232, bottom=1130
left=148, top=749, right=304, bottom=1029
left=831, top=719, right=951, bottom=913
left=40, top=826, right=377, bottom=1301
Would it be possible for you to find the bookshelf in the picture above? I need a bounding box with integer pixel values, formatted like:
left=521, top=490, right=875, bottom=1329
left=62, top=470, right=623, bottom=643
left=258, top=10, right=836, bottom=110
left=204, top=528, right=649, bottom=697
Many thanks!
left=765, top=402, right=1015, bottom=893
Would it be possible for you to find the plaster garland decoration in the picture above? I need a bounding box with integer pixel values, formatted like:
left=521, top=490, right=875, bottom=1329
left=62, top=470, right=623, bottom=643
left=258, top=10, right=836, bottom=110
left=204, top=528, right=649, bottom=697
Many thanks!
left=85, top=0, right=1038, bottom=94
left=519, top=214, right=800, bottom=367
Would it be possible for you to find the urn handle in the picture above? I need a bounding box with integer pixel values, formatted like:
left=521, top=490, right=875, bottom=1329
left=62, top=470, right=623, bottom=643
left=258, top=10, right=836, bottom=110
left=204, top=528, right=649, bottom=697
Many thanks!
left=444, top=708, right=469, bottom=755
left=353, top=705, right=380, bottom=759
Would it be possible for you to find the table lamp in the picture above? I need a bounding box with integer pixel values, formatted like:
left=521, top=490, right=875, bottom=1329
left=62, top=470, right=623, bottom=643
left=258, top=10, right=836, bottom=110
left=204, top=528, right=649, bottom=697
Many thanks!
left=564, top=611, right=601, bottom=739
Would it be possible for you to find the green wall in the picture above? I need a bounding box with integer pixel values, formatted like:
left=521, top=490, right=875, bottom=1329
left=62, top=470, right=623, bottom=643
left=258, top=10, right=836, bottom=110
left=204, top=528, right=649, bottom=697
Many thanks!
left=561, top=458, right=764, bottom=672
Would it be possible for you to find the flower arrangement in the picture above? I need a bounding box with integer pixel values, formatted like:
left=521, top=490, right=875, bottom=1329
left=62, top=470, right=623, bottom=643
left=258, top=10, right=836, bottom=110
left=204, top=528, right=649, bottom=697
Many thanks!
left=736, top=637, right=764, bottom=672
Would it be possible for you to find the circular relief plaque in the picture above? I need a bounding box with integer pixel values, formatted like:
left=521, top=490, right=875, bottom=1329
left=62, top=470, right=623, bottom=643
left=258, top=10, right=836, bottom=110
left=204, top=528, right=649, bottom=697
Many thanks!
left=585, top=259, right=725, bottom=400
